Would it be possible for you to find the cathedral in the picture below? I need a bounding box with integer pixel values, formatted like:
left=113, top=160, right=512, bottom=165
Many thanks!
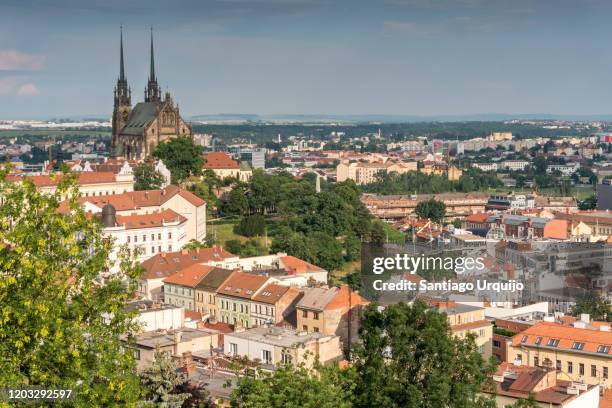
left=111, top=28, right=192, bottom=160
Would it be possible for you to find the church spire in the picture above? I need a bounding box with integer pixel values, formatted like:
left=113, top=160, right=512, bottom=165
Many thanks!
left=119, top=26, right=126, bottom=81
left=115, top=26, right=130, bottom=107
left=145, top=27, right=161, bottom=102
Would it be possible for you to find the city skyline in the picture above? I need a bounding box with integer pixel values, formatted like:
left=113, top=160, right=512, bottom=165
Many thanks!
left=3, top=0, right=612, bottom=118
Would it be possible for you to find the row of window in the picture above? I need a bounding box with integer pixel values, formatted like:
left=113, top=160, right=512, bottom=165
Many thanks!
left=301, top=310, right=319, bottom=320
left=516, top=354, right=609, bottom=379
left=302, top=325, right=320, bottom=333
left=219, top=300, right=276, bottom=317
left=522, top=335, right=610, bottom=353
left=127, top=232, right=172, bottom=243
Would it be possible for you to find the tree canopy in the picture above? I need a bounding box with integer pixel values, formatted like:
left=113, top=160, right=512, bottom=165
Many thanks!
left=134, top=163, right=165, bottom=191
left=0, top=170, right=144, bottom=406
left=415, top=198, right=447, bottom=223
left=153, top=137, right=203, bottom=184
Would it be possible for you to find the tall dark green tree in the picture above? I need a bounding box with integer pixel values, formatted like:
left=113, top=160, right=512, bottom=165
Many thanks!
left=153, top=137, right=203, bottom=184
left=139, top=349, right=190, bottom=407
left=352, top=301, right=496, bottom=408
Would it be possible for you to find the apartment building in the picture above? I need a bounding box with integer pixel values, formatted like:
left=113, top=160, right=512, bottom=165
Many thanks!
left=192, top=267, right=235, bottom=318
left=250, top=283, right=302, bottom=327
left=336, top=160, right=417, bottom=184
left=163, top=264, right=216, bottom=311
left=425, top=299, right=493, bottom=359
left=224, top=326, right=343, bottom=369
left=502, top=160, right=530, bottom=171
left=62, top=184, right=207, bottom=243
left=472, top=162, right=498, bottom=172
left=507, top=320, right=612, bottom=389
left=138, top=246, right=236, bottom=301
left=216, top=272, right=272, bottom=328
left=101, top=206, right=188, bottom=272
left=296, top=285, right=368, bottom=350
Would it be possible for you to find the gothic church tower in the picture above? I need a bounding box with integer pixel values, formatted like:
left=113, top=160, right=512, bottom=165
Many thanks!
left=112, top=27, right=132, bottom=154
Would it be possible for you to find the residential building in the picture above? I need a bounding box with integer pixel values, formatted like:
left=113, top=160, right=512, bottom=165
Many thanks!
left=195, top=267, right=235, bottom=318
left=100, top=205, right=188, bottom=272
left=130, top=328, right=219, bottom=371
left=482, top=362, right=600, bottom=407
left=224, top=326, right=343, bottom=369
left=250, top=283, right=302, bottom=327
left=502, top=160, right=530, bottom=171
left=138, top=246, right=236, bottom=301
left=163, top=264, right=217, bottom=311
left=128, top=300, right=185, bottom=332
left=204, top=152, right=252, bottom=182
left=6, top=167, right=134, bottom=198
left=61, top=184, right=207, bottom=243
left=425, top=299, right=493, bottom=359
left=472, top=162, right=498, bottom=172
left=336, top=160, right=417, bottom=184
left=216, top=272, right=271, bottom=328
left=296, top=285, right=369, bottom=350
left=507, top=320, right=612, bottom=388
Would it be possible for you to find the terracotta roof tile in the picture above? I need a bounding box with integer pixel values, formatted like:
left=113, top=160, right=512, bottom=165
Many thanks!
left=216, top=272, right=269, bottom=299
left=279, top=255, right=325, bottom=274
left=114, top=209, right=187, bottom=230
left=204, top=152, right=240, bottom=170
left=511, top=321, right=612, bottom=355
left=140, top=246, right=236, bottom=280
left=163, top=264, right=216, bottom=288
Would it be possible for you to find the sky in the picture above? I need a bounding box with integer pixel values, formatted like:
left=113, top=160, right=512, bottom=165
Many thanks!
left=2, top=0, right=612, bottom=119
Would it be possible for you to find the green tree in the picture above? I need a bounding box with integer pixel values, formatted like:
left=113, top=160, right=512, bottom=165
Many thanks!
left=0, top=171, right=143, bottom=406
left=134, top=163, right=165, bottom=191
left=230, top=362, right=354, bottom=408
left=344, top=233, right=361, bottom=262
left=571, top=293, right=611, bottom=322
left=307, top=232, right=344, bottom=272
left=532, top=156, right=547, bottom=174
left=139, top=349, right=190, bottom=407
left=352, top=301, right=496, bottom=408
left=235, top=214, right=266, bottom=237
left=511, top=392, right=539, bottom=407
left=153, top=137, right=203, bottom=184
left=577, top=195, right=597, bottom=211
left=415, top=198, right=446, bottom=223
left=225, top=186, right=249, bottom=216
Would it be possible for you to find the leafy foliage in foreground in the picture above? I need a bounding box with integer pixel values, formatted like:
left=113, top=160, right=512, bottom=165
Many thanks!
left=0, top=170, right=143, bottom=406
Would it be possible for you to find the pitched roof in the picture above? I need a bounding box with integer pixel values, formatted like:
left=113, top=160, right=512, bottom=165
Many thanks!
left=195, top=267, right=235, bottom=292
left=120, top=102, right=162, bottom=136
left=543, top=219, right=568, bottom=240
left=113, top=209, right=186, bottom=229
left=7, top=172, right=117, bottom=187
left=163, top=264, right=215, bottom=288
left=297, top=285, right=368, bottom=311
left=204, top=152, right=240, bottom=170
left=140, top=246, right=236, bottom=280
left=279, top=255, right=325, bottom=274
left=216, top=272, right=269, bottom=299
left=58, top=185, right=205, bottom=213
left=465, top=212, right=491, bottom=224
left=251, top=283, right=291, bottom=304
left=511, top=321, right=612, bottom=356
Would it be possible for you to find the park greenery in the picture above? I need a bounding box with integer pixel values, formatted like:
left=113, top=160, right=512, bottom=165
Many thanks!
left=153, top=137, right=203, bottom=184
left=415, top=198, right=447, bottom=223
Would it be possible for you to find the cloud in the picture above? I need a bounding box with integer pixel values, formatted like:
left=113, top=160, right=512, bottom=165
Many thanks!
left=17, top=83, right=40, bottom=96
left=0, top=50, right=45, bottom=71
left=0, top=76, right=40, bottom=96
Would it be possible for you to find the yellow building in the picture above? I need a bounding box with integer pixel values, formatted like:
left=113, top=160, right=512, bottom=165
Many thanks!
left=336, top=160, right=417, bottom=185
left=507, top=321, right=612, bottom=389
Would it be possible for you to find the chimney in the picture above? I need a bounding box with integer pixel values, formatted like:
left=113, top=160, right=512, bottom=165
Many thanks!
left=173, top=331, right=182, bottom=344
left=181, top=351, right=196, bottom=376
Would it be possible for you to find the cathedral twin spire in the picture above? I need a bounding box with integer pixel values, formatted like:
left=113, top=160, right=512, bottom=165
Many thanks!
left=115, top=26, right=160, bottom=106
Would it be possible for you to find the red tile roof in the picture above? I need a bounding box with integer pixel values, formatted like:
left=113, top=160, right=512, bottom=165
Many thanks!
left=251, top=283, right=292, bottom=304
left=114, top=209, right=187, bottom=229
left=140, top=246, right=236, bottom=280
left=7, top=172, right=117, bottom=186
left=511, top=321, right=612, bottom=355
left=216, top=272, right=269, bottom=299
left=204, top=152, right=239, bottom=170
left=163, top=264, right=216, bottom=288
left=279, top=255, right=325, bottom=274
left=465, top=212, right=490, bottom=224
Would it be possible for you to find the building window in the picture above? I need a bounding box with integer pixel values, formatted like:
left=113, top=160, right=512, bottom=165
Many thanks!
left=534, top=336, right=542, bottom=345
left=591, top=365, right=597, bottom=377
left=281, top=352, right=292, bottom=364
left=229, top=342, right=238, bottom=355
left=597, top=345, right=610, bottom=354
left=262, top=350, right=272, bottom=364
left=158, top=233, right=161, bottom=240
left=134, top=235, right=138, bottom=243
left=571, top=342, right=585, bottom=350
left=151, top=234, right=155, bottom=241
left=556, top=360, right=561, bottom=370
left=604, top=367, right=608, bottom=379
left=534, top=357, right=539, bottom=367
left=134, top=349, right=140, bottom=360
left=302, top=310, right=308, bottom=318
left=313, top=327, right=319, bottom=333
left=313, top=312, right=319, bottom=320
left=143, top=235, right=146, bottom=242
left=521, top=335, right=528, bottom=343
left=568, top=362, right=573, bottom=374
left=127, top=236, right=131, bottom=243
left=579, top=363, right=584, bottom=376
left=168, top=232, right=172, bottom=239
left=492, top=340, right=501, bottom=348
left=547, top=338, right=559, bottom=347
left=302, top=325, right=308, bottom=331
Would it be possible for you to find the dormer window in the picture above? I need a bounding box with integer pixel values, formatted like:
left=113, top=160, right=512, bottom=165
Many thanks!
left=572, top=342, right=585, bottom=350
left=521, top=335, right=528, bottom=343
left=547, top=338, right=559, bottom=347
left=597, top=345, right=610, bottom=354
left=535, top=336, right=542, bottom=345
